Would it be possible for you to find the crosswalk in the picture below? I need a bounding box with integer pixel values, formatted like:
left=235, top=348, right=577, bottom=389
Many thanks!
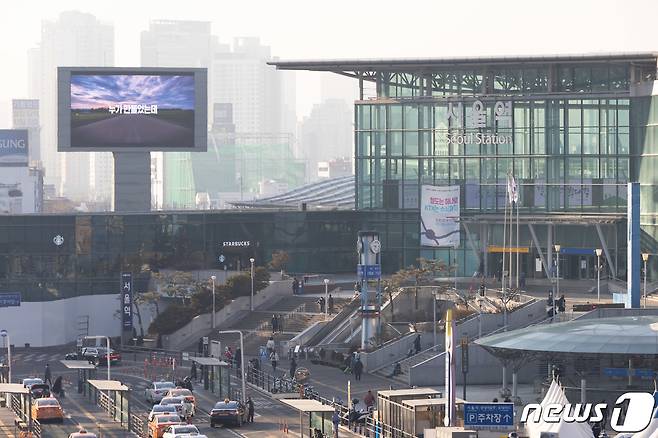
left=5, top=352, right=64, bottom=364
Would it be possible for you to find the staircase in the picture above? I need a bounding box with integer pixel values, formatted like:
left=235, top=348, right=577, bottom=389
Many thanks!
left=374, top=345, right=443, bottom=384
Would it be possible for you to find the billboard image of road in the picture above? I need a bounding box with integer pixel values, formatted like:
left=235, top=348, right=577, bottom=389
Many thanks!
left=70, top=74, right=195, bottom=148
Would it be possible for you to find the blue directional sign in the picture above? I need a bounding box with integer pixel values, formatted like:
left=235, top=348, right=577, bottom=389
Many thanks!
left=0, top=293, right=21, bottom=307
left=464, top=403, right=514, bottom=430
left=604, top=367, right=655, bottom=378
left=357, top=264, right=381, bottom=279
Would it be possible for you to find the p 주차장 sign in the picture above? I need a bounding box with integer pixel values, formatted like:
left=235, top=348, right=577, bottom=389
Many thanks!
left=420, top=185, right=460, bottom=248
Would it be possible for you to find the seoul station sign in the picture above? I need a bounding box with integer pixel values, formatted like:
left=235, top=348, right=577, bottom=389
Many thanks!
left=445, top=100, right=512, bottom=145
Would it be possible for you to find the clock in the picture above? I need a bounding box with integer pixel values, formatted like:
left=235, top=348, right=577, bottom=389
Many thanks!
left=370, top=239, right=381, bottom=254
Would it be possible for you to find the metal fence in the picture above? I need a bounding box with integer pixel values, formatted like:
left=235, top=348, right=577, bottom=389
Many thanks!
left=129, top=413, right=147, bottom=438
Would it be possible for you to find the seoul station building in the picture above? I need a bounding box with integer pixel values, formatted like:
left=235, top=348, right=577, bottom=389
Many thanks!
left=2, top=53, right=658, bottom=302
left=271, top=53, right=658, bottom=281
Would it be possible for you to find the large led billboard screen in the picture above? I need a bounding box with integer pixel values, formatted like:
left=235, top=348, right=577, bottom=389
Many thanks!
left=58, top=67, right=207, bottom=152
left=0, top=129, right=29, bottom=166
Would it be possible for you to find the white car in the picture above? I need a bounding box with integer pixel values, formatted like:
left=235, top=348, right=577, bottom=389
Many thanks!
left=165, top=388, right=196, bottom=415
left=145, top=381, right=176, bottom=404
left=148, top=404, right=178, bottom=422
left=22, top=378, right=44, bottom=389
left=68, top=430, right=98, bottom=438
left=159, top=396, right=193, bottom=419
left=161, top=424, right=200, bottom=438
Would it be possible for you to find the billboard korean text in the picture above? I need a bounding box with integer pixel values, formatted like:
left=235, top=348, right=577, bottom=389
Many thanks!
left=0, top=130, right=28, bottom=166
left=420, top=185, right=460, bottom=248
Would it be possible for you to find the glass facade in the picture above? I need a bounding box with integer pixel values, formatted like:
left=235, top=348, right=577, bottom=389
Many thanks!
left=0, top=210, right=417, bottom=301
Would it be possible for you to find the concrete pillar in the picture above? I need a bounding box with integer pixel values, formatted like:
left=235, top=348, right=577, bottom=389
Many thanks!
left=502, top=365, right=507, bottom=393
left=580, top=378, right=586, bottom=404
left=512, top=372, right=518, bottom=399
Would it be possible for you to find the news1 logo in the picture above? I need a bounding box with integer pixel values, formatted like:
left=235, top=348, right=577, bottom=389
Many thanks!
left=521, top=392, right=655, bottom=433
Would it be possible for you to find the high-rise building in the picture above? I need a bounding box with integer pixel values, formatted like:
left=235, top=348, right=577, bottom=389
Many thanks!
left=28, top=11, right=114, bottom=202
left=298, top=98, right=353, bottom=181
left=12, top=99, right=40, bottom=164
left=212, top=37, right=295, bottom=134
left=141, top=20, right=214, bottom=209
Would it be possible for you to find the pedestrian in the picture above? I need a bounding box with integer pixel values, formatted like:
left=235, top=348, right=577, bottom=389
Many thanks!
left=290, top=357, right=297, bottom=379
left=247, top=396, right=255, bottom=422
left=520, top=271, right=526, bottom=288
left=278, top=314, right=284, bottom=332
left=190, top=361, right=197, bottom=382
left=270, top=351, right=279, bottom=373
left=235, top=347, right=242, bottom=369
left=364, top=390, right=375, bottom=410
left=44, top=363, right=52, bottom=386
left=332, top=409, right=341, bottom=438
left=197, top=337, right=204, bottom=354
left=353, top=357, right=363, bottom=381
left=414, top=334, right=421, bottom=354
left=52, top=376, right=63, bottom=397
left=292, top=278, right=299, bottom=295
left=225, top=347, right=233, bottom=365
left=272, top=314, right=277, bottom=333
left=328, top=294, right=335, bottom=314
left=557, top=294, right=566, bottom=313
left=266, top=336, right=275, bottom=355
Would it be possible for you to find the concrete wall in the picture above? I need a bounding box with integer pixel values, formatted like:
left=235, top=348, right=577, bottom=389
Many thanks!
left=162, top=280, right=291, bottom=350
left=0, top=294, right=146, bottom=347
left=361, top=331, right=435, bottom=371
left=408, top=300, right=546, bottom=386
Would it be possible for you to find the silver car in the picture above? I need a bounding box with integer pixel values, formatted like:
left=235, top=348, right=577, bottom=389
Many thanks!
left=145, top=381, right=176, bottom=404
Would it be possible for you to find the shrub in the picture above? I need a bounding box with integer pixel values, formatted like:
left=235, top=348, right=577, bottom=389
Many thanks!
left=148, top=304, right=198, bottom=335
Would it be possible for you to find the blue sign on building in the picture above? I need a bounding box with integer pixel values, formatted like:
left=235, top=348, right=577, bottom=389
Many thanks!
left=603, top=367, right=655, bottom=378
left=0, top=293, right=21, bottom=307
left=357, top=264, right=381, bottom=279
left=464, top=403, right=514, bottom=429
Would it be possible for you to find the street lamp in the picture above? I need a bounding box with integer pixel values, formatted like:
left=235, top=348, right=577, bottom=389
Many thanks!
left=249, top=258, right=255, bottom=311
left=595, top=249, right=603, bottom=303
left=219, top=330, right=246, bottom=402
left=554, top=245, right=561, bottom=302
left=323, top=279, right=329, bottom=320
left=211, top=275, right=217, bottom=329
left=0, top=330, right=10, bottom=383
left=642, top=252, right=649, bottom=309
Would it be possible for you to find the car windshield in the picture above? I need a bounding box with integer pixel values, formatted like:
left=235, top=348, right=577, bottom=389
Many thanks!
left=152, top=405, right=175, bottom=412
left=171, top=389, right=192, bottom=396
left=155, top=382, right=175, bottom=390
left=157, top=415, right=180, bottom=423
left=38, top=399, right=59, bottom=407
left=161, top=397, right=182, bottom=405
left=24, top=379, right=42, bottom=386
left=172, top=426, right=198, bottom=433
left=214, top=401, right=239, bottom=409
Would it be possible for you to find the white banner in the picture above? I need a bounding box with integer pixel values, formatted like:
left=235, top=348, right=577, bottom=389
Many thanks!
left=420, top=185, right=460, bottom=248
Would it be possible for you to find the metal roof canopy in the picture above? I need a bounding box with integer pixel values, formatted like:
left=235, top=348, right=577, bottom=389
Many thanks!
left=378, top=388, right=442, bottom=398
left=60, top=360, right=96, bottom=370
left=190, top=357, right=228, bottom=366
left=280, top=399, right=336, bottom=413
left=268, top=52, right=658, bottom=72
left=87, top=380, right=129, bottom=392
left=461, top=214, right=623, bottom=225
left=402, top=397, right=466, bottom=407
left=0, top=383, right=29, bottom=394
left=476, top=315, right=658, bottom=355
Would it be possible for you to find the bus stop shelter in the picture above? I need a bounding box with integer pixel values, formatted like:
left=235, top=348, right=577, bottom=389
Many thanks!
left=0, top=383, right=32, bottom=430
left=86, top=380, right=131, bottom=428
left=400, top=397, right=467, bottom=435
left=60, top=360, right=97, bottom=395
left=190, top=357, right=230, bottom=398
left=280, top=398, right=335, bottom=438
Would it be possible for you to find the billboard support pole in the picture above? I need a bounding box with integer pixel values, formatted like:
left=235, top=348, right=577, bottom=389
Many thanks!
left=113, top=152, right=151, bottom=212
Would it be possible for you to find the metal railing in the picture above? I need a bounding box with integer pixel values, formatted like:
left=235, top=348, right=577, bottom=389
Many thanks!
left=129, top=413, right=147, bottom=438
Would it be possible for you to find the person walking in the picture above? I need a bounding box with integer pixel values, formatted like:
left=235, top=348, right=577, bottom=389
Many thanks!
left=272, top=314, right=278, bottom=333
left=266, top=336, right=275, bottom=355
left=328, top=294, right=335, bottom=314
left=278, top=314, right=284, bottom=332
left=44, top=363, right=52, bottom=386
left=270, top=351, right=279, bottom=373
left=197, top=337, right=204, bottom=355
left=247, top=396, right=255, bottom=423
left=332, top=409, right=341, bottom=438
left=235, top=347, right=242, bottom=369
left=353, top=358, right=363, bottom=381
left=292, top=278, right=299, bottom=295
left=414, top=334, right=421, bottom=354
left=190, top=361, right=198, bottom=382
left=290, top=357, right=297, bottom=379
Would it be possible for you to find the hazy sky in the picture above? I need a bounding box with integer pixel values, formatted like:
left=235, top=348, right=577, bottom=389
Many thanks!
left=1, top=0, right=656, bottom=125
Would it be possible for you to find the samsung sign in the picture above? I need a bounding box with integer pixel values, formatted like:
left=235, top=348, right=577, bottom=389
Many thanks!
left=0, top=130, right=28, bottom=166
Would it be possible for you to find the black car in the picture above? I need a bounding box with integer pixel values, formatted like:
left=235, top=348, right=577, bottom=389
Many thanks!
left=210, top=400, right=248, bottom=427
left=30, top=384, right=51, bottom=399
left=65, top=347, right=120, bottom=365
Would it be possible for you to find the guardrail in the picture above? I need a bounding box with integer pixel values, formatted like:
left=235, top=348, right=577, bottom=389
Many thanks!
left=129, top=413, right=147, bottom=437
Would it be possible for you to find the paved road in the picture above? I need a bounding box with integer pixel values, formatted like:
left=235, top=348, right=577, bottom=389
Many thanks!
left=72, top=114, right=193, bottom=147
